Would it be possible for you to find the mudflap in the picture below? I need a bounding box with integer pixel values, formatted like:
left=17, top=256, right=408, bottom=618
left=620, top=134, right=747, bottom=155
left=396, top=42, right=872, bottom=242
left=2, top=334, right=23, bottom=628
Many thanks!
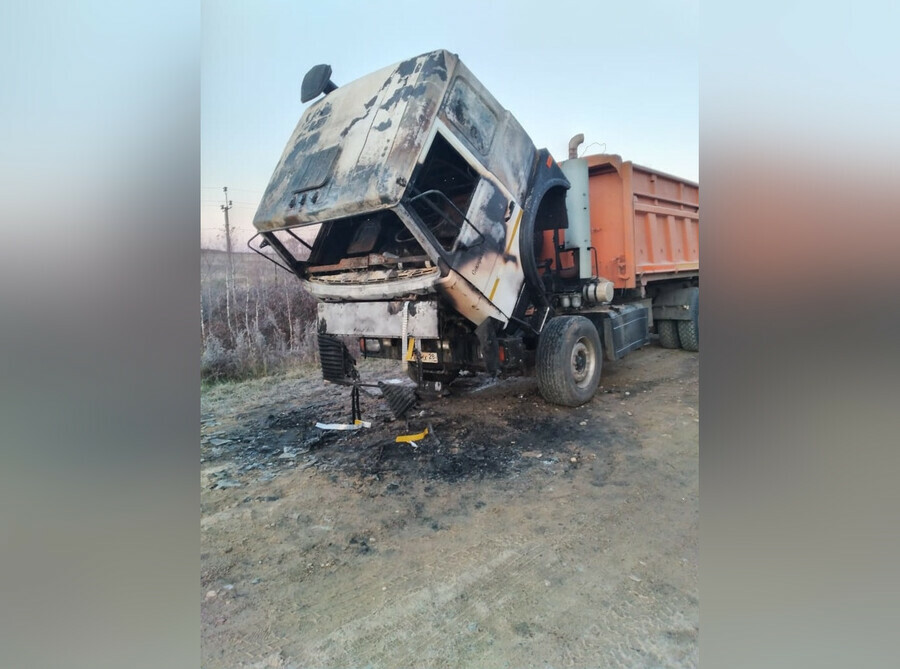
left=318, top=333, right=418, bottom=419
left=317, top=333, right=359, bottom=384
left=378, top=382, right=418, bottom=419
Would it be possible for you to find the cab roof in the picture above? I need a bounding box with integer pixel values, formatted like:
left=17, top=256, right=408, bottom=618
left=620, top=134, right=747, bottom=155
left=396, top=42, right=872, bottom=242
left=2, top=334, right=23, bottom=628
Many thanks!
left=253, top=50, right=458, bottom=232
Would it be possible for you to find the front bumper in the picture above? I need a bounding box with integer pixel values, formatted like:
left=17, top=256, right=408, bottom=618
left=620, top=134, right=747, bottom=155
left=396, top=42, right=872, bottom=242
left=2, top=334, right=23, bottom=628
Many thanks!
left=317, top=300, right=439, bottom=338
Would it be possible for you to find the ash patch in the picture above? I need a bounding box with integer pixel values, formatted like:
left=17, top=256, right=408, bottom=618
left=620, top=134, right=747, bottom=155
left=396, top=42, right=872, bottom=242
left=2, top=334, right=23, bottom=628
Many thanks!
left=202, top=378, right=626, bottom=486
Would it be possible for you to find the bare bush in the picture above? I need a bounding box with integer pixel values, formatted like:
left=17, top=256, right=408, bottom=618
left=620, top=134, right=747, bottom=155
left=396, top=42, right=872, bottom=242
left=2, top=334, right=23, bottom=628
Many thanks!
left=201, top=250, right=318, bottom=382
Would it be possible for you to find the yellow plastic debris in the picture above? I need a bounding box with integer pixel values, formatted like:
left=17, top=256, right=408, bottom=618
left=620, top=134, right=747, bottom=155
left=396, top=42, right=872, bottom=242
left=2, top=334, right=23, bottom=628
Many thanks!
left=395, top=427, right=429, bottom=443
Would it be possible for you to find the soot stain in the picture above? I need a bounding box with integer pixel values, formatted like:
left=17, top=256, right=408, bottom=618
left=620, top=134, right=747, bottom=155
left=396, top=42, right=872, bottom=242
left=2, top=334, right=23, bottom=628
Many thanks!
left=202, top=379, right=628, bottom=487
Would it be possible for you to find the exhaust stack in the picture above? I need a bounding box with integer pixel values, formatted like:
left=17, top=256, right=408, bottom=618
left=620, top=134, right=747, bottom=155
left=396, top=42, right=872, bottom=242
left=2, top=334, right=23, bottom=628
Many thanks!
left=568, top=133, right=584, bottom=159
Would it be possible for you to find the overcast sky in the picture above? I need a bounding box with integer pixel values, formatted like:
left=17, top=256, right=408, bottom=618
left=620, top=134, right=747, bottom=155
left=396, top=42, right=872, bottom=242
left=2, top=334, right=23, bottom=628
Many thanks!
left=201, top=0, right=698, bottom=249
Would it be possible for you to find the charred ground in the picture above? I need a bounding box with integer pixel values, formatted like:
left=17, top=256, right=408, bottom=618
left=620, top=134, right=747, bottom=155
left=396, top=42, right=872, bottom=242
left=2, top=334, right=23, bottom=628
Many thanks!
left=202, top=371, right=631, bottom=487
left=201, top=347, right=698, bottom=668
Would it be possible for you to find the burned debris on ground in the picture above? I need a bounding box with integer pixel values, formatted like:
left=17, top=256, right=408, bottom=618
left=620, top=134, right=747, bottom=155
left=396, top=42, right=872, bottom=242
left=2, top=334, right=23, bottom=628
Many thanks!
left=201, top=376, right=625, bottom=486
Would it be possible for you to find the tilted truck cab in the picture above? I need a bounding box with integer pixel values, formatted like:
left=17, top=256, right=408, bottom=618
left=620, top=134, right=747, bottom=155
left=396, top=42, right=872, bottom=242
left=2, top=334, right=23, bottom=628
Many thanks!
left=250, top=50, right=699, bottom=409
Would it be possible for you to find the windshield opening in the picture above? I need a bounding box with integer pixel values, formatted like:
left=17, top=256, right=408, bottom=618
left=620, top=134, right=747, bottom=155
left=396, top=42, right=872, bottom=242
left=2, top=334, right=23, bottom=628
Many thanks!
left=407, top=133, right=479, bottom=251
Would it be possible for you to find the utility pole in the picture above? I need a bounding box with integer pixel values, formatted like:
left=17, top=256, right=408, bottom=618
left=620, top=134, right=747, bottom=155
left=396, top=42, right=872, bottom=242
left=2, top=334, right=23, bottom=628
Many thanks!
left=221, top=186, right=235, bottom=336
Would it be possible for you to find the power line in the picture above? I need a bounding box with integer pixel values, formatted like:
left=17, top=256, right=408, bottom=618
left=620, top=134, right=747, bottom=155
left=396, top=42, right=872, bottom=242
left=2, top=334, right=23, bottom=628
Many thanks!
left=202, top=186, right=263, bottom=195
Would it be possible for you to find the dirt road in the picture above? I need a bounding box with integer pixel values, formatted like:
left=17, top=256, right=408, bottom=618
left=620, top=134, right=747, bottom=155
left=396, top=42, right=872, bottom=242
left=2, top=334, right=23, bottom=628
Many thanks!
left=201, top=344, right=698, bottom=668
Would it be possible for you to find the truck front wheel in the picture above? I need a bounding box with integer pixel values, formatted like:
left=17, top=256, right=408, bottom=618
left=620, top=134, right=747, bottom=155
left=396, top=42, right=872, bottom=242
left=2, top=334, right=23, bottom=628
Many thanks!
left=536, top=316, right=602, bottom=407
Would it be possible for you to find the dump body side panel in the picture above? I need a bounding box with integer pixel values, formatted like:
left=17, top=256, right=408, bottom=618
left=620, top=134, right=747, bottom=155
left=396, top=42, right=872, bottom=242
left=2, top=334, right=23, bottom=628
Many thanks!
left=538, top=154, right=699, bottom=289
left=629, top=162, right=699, bottom=282
left=581, top=154, right=699, bottom=289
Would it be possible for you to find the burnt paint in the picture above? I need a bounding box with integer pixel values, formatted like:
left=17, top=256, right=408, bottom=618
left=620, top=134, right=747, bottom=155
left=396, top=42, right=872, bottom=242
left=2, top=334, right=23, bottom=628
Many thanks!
left=254, top=51, right=458, bottom=236
left=419, top=51, right=448, bottom=81
left=379, top=83, right=428, bottom=111
left=395, top=57, right=417, bottom=78
left=281, top=132, right=322, bottom=173
left=339, top=95, right=378, bottom=138
left=289, top=145, right=341, bottom=194
left=515, top=149, right=571, bottom=319
left=303, top=102, right=332, bottom=132
left=260, top=132, right=324, bottom=218
left=484, top=185, right=508, bottom=229
left=455, top=180, right=508, bottom=264
left=384, top=300, right=419, bottom=318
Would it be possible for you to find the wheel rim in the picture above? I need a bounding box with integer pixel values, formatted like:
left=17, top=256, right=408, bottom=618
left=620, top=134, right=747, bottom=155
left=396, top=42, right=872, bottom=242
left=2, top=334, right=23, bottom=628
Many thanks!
left=570, top=337, right=597, bottom=388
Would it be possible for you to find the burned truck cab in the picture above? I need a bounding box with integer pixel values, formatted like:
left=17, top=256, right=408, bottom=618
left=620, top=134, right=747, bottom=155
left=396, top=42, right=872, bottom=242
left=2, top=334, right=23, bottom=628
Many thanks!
left=251, top=49, right=566, bottom=385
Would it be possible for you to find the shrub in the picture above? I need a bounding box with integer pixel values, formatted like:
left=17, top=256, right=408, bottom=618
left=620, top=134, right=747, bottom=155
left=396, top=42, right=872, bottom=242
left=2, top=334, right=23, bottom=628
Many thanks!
left=200, top=250, right=318, bottom=383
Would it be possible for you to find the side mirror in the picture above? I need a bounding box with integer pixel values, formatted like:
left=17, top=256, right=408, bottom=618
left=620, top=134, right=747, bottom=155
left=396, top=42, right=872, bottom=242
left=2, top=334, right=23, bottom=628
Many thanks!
left=301, top=64, right=337, bottom=103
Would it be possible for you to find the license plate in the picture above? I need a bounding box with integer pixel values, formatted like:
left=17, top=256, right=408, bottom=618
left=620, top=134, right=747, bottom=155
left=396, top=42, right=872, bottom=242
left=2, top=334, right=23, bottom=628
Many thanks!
left=405, top=338, right=439, bottom=363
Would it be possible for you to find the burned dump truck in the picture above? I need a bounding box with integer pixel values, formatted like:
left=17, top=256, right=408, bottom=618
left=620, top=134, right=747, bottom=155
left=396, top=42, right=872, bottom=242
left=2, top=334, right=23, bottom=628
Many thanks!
left=249, top=49, right=699, bottom=410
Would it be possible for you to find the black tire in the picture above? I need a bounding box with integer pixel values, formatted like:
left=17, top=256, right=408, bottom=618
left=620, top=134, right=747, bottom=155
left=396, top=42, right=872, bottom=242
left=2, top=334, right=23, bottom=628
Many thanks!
left=536, top=316, right=602, bottom=407
left=657, top=320, right=681, bottom=349
left=677, top=319, right=699, bottom=351
left=677, top=287, right=699, bottom=351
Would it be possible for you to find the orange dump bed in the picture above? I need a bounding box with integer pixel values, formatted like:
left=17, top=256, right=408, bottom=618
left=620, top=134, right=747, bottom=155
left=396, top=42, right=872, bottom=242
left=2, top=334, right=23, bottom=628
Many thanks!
left=546, top=154, right=699, bottom=290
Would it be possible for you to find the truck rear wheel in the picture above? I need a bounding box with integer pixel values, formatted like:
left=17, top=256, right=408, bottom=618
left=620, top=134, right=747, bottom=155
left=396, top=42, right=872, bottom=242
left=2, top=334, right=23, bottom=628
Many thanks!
left=657, top=320, right=681, bottom=349
left=536, top=316, right=602, bottom=407
left=677, top=319, right=699, bottom=351
left=677, top=287, right=699, bottom=351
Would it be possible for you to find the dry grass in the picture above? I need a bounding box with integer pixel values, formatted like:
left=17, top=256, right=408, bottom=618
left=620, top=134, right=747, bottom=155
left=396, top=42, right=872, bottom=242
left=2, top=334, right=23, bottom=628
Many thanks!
left=200, top=249, right=318, bottom=383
